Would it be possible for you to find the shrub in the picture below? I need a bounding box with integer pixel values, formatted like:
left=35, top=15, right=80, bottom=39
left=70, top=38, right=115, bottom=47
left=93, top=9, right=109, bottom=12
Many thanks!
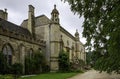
left=42, top=65, right=50, bottom=73
left=25, top=51, right=49, bottom=74
left=12, top=63, right=23, bottom=78
left=58, top=50, right=70, bottom=72
left=0, top=52, right=12, bottom=74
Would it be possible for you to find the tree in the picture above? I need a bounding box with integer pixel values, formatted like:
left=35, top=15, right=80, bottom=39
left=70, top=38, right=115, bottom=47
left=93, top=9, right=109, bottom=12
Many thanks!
left=62, top=0, right=120, bottom=73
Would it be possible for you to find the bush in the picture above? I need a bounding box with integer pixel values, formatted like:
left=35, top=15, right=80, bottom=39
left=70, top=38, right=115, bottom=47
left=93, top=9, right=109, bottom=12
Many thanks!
left=0, top=52, right=12, bottom=74
left=25, top=51, right=49, bottom=74
left=12, top=63, right=23, bottom=78
left=58, top=50, right=70, bottom=72
left=42, top=65, right=50, bottom=73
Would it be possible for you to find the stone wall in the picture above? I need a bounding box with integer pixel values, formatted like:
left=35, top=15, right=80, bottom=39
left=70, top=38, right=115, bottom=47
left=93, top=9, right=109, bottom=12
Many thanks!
left=0, top=33, right=45, bottom=73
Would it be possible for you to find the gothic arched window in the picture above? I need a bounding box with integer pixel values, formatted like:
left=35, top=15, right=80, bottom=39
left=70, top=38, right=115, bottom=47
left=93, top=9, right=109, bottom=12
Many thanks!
left=2, top=44, right=13, bottom=65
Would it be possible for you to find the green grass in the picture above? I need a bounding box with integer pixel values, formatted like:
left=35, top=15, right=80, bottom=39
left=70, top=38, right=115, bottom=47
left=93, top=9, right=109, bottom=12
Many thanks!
left=20, top=72, right=78, bottom=79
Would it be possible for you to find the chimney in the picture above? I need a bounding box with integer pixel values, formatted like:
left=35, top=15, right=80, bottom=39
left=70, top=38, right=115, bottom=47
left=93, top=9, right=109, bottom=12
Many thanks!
left=0, top=8, right=8, bottom=20
left=28, top=5, right=35, bottom=37
left=4, top=8, right=8, bottom=20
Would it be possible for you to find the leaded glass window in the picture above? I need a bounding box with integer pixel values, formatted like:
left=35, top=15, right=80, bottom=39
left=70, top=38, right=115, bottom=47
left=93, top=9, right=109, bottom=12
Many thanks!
left=2, top=44, right=12, bottom=65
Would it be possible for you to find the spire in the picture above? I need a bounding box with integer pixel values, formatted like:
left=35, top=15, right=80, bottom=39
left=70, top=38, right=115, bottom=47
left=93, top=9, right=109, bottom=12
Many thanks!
left=75, top=29, right=79, bottom=36
left=54, top=4, right=56, bottom=9
left=51, top=4, right=59, bottom=24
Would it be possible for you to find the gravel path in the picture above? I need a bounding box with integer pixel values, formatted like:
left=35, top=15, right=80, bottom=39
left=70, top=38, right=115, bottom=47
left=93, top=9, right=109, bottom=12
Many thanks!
left=68, top=70, right=120, bottom=79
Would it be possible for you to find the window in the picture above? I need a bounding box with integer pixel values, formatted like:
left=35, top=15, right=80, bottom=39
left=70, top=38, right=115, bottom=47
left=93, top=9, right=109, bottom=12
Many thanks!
left=2, top=44, right=13, bottom=65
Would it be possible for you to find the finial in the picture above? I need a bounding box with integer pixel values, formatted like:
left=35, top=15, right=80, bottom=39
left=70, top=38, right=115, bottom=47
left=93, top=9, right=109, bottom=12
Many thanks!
left=4, top=8, right=7, bottom=12
left=76, top=29, right=78, bottom=32
left=54, top=4, right=56, bottom=9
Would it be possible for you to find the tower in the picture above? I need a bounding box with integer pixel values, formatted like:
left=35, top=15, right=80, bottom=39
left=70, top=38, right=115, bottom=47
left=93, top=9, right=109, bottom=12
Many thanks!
left=75, top=29, right=80, bottom=41
left=51, top=5, right=59, bottom=24
left=50, top=5, right=60, bottom=71
left=28, top=5, right=35, bottom=38
left=74, top=29, right=80, bottom=58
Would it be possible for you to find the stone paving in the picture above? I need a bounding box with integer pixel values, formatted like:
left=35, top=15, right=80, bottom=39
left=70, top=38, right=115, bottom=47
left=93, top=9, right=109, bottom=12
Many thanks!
left=68, top=70, right=120, bottom=79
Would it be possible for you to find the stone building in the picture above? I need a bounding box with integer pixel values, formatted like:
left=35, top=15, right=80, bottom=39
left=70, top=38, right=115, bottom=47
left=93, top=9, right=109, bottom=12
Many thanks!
left=0, top=7, right=46, bottom=73
left=0, top=5, right=86, bottom=71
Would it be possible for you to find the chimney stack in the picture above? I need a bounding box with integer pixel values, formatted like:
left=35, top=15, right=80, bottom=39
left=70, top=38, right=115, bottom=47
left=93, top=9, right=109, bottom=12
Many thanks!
left=0, top=8, right=8, bottom=20
left=4, top=8, right=8, bottom=20
left=28, top=5, right=35, bottom=38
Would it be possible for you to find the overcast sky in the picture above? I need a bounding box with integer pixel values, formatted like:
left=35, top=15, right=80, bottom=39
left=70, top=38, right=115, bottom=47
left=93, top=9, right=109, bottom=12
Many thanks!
left=0, top=0, right=86, bottom=44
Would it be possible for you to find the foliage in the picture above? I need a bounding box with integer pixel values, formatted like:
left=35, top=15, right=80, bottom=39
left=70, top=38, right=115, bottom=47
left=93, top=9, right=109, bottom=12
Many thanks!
left=63, top=0, right=120, bottom=73
left=86, top=52, right=93, bottom=66
left=12, top=63, right=23, bottom=78
left=0, top=52, right=12, bottom=74
left=19, top=72, right=78, bottom=79
left=25, top=51, right=49, bottom=74
left=0, top=52, right=23, bottom=78
left=58, top=50, right=70, bottom=72
left=25, top=56, right=34, bottom=74
left=0, top=75, right=14, bottom=79
left=86, top=52, right=91, bottom=65
left=42, top=65, right=50, bottom=73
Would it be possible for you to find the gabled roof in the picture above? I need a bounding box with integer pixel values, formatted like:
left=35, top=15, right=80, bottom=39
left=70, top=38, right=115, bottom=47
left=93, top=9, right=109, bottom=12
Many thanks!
left=21, top=15, right=51, bottom=27
left=0, top=18, right=32, bottom=37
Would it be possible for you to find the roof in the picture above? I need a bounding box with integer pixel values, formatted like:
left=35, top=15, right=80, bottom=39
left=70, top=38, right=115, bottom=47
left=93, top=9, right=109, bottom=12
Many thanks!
left=0, top=18, right=32, bottom=37
left=21, top=15, right=51, bottom=27
left=21, top=14, right=76, bottom=41
left=60, top=26, right=75, bottom=41
left=51, top=5, right=59, bottom=14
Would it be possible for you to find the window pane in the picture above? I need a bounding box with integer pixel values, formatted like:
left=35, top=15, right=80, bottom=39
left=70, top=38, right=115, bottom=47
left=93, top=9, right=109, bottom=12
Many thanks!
left=7, top=45, right=12, bottom=55
left=3, top=47, right=7, bottom=55
left=2, top=44, right=12, bottom=65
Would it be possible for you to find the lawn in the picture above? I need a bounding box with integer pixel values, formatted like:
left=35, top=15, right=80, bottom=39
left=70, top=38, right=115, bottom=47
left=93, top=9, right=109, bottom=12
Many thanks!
left=19, top=72, right=78, bottom=79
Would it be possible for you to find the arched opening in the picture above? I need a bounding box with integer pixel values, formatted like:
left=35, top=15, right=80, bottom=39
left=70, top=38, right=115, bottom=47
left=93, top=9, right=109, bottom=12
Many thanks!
left=28, top=48, right=33, bottom=59
left=2, top=44, right=13, bottom=65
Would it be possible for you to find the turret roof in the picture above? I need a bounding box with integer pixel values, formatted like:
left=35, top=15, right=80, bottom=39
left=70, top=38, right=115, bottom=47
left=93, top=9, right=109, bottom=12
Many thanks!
left=51, top=5, right=59, bottom=14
